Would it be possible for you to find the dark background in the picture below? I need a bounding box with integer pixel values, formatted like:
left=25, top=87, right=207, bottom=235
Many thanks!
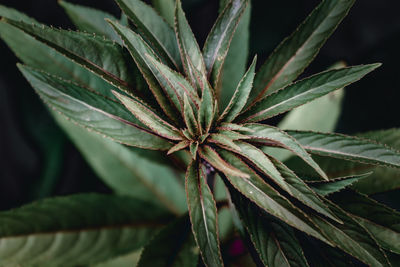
left=1, top=0, right=399, bottom=211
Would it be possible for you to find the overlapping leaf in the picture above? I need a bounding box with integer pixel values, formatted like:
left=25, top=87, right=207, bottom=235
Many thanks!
left=251, top=0, right=355, bottom=100
left=0, top=194, right=172, bottom=267
left=186, top=161, right=224, bottom=267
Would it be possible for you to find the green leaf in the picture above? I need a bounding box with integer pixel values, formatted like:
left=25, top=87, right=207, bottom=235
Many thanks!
left=247, top=123, right=328, bottom=180
left=251, top=0, right=356, bottom=100
left=278, top=62, right=347, bottom=133
left=107, top=20, right=181, bottom=124
left=145, top=54, right=200, bottom=113
left=190, top=142, right=199, bottom=160
left=203, top=0, right=249, bottom=90
left=270, top=157, right=341, bottom=223
left=54, top=113, right=187, bottom=215
left=174, top=0, right=207, bottom=87
left=0, top=194, right=172, bottom=267
left=186, top=161, right=224, bottom=267
left=240, top=64, right=381, bottom=123
left=2, top=18, right=142, bottom=97
left=331, top=191, right=400, bottom=254
left=209, top=133, right=242, bottom=152
left=308, top=201, right=390, bottom=267
left=231, top=191, right=309, bottom=267
left=59, top=1, right=123, bottom=43
left=183, top=94, right=199, bottom=137
left=199, top=145, right=249, bottom=178
left=113, top=90, right=182, bottom=141
left=198, top=81, right=215, bottom=133
left=220, top=56, right=256, bottom=123
left=309, top=173, right=370, bottom=196
left=233, top=142, right=291, bottom=192
left=138, top=216, right=199, bottom=267
left=19, top=65, right=172, bottom=150
left=218, top=1, right=251, bottom=109
left=152, top=0, right=176, bottom=27
left=218, top=150, right=330, bottom=244
left=168, top=140, right=190, bottom=155
left=115, top=0, right=181, bottom=69
left=287, top=130, right=400, bottom=169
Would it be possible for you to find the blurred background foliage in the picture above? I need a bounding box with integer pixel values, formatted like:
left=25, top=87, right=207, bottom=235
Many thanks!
left=1, top=0, right=399, bottom=211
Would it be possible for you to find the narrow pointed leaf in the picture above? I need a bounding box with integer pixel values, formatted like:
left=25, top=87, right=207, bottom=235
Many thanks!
left=203, top=0, right=249, bottom=89
left=138, top=216, right=199, bottom=267
left=186, top=161, right=224, bottom=267
left=331, top=191, right=400, bottom=254
left=218, top=122, right=255, bottom=133
left=209, top=133, right=242, bottom=152
left=107, top=20, right=181, bottom=124
left=234, top=142, right=291, bottom=192
left=309, top=173, right=370, bottom=196
left=183, top=94, right=199, bottom=136
left=218, top=1, right=251, bottom=109
left=271, top=157, right=341, bottom=223
left=168, top=140, right=191, bottom=155
left=198, top=145, right=249, bottom=178
left=19, top=65, right=171, bottom=150
left=240, top=64, right=381, bottom=123
left=189, top=142, right=199, bottom=160
left=174, top=0, right=207, bottom=86
left=308, top=200, right=390, bottom=267
left=248, top=123, right=328, bottom=180
left=199, top=81, right=215, bottom=133
left=0, top=6, right=120, bottom=100
left=218, top=150, right=329, bottom=244
left=252, top=0, right=356, bottom=100
left=59, top=1, right=123, bottom=43
left=145, top=54, right=200, bottom=113
left=2, top=18, right=142, bottom=96
left=152, top=0, right=175, bottom=27
left=54, top=113, right=187, bottom=215
left=287, top=130, right=400, bottom=168
left=220, top=56, right=256, bottom=122
left=0, top=194, right=172, bottom=266
left=231, top=191, right=309, bottom=267
left=114, top=0, right=181, bottom=69
left=113, top=91, right=182, bottom=141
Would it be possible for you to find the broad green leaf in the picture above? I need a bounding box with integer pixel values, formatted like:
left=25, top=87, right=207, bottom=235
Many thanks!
left=174, top=0, right=207, bottom=87
left=231, top=191, right=309, bottom=267
left=2, top=18, right=144, bottom=97
left=153, top=0, right=175, bottom=27
left=270, top=157, right=341, bottom=223
left=233, top=142, right=291, bottom=192
left=145, top=54, right=200, bottom=113
left=219, top=150, right=329, bottom=244
left=107, top=20, right=181, bottom=124
left=199, top=145, right=249, bottom=178
left=59, top=1, right=123, bottom=43
left=247, top=123, right=328, bottom=180
left=93, top=250, right=142, bottom=267
left=218, top=1, right=251, bottom=109
left=309, top=203, right=390, bottom=267
left=203, top=0, right=249, bottom=89
left=115, top=0, right=181, bottom=69
left=220, top=56, right=256, bottom=123
left=331, top=191, right=400, bottom=254
left=138, top=216, right=199, bottom=267
left=309, top=173, right=370, bottom=196
left=113, top=90, right=182, bottom=141
left=251, top=0, right=355, bottom=100
left=0, top=6, right=117, bottom=99
left=240, top=64, right=381, bottom=123
left=186, top=161, right=224, bottom=267
left=287, top=130, right=400, bottom=169
left=0, top=194, right=172, bottom=267
left=19, top=65, right=172, bottom=150
left=54, top=113, right=186, bottom=215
